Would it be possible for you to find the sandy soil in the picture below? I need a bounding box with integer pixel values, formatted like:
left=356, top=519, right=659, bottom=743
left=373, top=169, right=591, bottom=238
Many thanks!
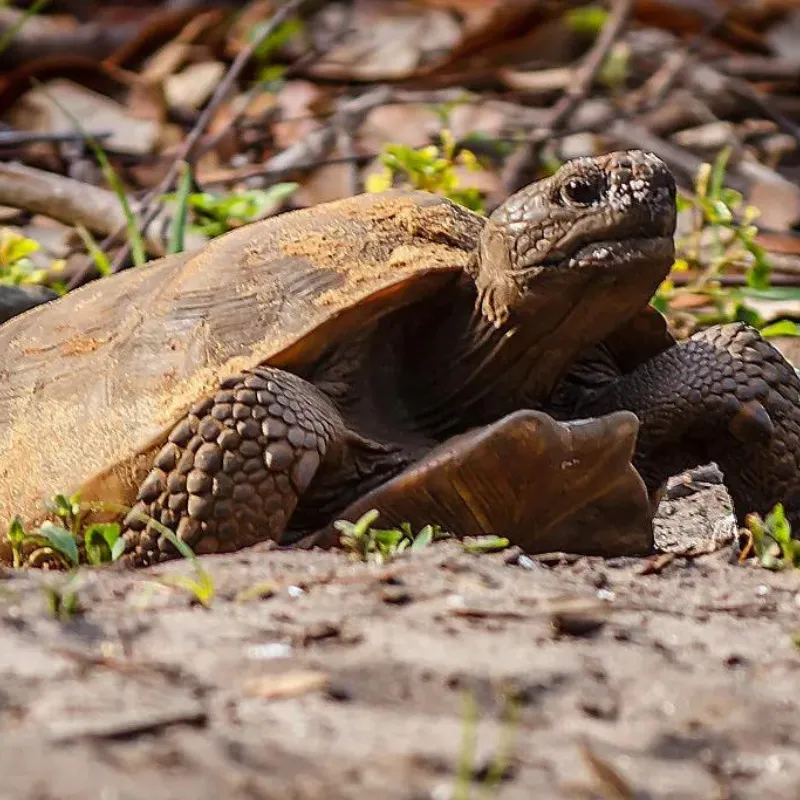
left=1, top=476, right=799, bottom=800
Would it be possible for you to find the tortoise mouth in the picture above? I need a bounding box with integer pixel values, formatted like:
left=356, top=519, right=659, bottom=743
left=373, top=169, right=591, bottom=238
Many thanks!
left=541, top=235, right=674, bottom=272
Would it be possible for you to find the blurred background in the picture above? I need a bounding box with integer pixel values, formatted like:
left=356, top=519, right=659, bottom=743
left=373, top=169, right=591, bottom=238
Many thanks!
left=2, top=0, right=800, bottom=342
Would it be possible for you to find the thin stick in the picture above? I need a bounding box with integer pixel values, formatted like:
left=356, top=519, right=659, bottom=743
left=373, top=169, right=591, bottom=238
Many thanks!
left=107, top=0, right=305, bottom=274
left=503, top=0, right=633, bottom=193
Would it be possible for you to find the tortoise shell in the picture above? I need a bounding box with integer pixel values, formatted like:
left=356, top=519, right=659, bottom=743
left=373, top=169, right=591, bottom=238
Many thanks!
left=0, top=190, right=484, bottom=530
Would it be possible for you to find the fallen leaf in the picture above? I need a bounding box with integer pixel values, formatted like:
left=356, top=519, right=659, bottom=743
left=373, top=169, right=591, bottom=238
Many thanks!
left=294, top=162, right=357, bottom=206
left=243, top=670, right=330, bottom=700
left=360, top=104, right=440, bottom=150
left=7, top=78, right=159, bottom=155
left=308, top=3, right=462, bottom=80
left=165, top=62, right=226, bottom=111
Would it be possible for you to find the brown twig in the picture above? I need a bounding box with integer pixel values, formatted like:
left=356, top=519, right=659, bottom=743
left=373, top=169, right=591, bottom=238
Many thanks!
left=105, top=0, right=306, bottom=275
left=0, top=162, right=179, bottom=254
left=238, top=86, right=392, bottom=191
left=199, top=153, right=374, bottom=187
left=503, top=0, right=633, bottom=193
left=0, top=130, right=112, bottom=147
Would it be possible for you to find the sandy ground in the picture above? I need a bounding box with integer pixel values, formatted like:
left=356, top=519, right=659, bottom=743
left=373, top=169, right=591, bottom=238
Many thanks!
left=1, top=476, right=799, bottom=800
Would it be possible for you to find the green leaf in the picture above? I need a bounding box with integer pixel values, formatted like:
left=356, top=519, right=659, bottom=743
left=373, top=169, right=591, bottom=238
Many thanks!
left=158, top=527, right=200, bottom=562
left=709, top=199, right=733, bottom=224
left=0, top=233, right=39, bottom=265
left=565, top=5, right=609, bottom=35
left=84, top=522, right=122, bottom=565
left=411, top=524, right=434, bottom=551
left=462, top=536, right=510, bottom=554
left=6, top=516, right=27, bottom=569
left=719, top=187, right=743, bottom=209
left=257, top=64, right=287, bottom=86
left=7, top=516, right=25, bottom=545
left=709, top=147, right=732, bottom=200
left=160, top=571, right=215, bottom=608
left=111, top=535, right=127, bottom=562
left=38, top=522, right=79, bottom=566
left=335, top=509, right=380, bottom=540
left=732, top=302, right=764, bottom=329
left=760, top=319, right=800, bottom=338
left=252, top=17, right=303, bottom=61
left=737, top=286, right=800, bottom=301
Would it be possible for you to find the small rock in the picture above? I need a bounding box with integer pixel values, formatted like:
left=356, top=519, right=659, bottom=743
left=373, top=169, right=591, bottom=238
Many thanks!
left=550, top=598, right=608, bottom=638
left=380, top=587, right=413, bottom=605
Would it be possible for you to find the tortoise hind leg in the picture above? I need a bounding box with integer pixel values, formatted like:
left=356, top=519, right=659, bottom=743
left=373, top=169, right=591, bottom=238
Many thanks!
left=577, top=322, right=800, bottom=527
left=311, top=409, right=655, bottom=557
left=122, top=368, right=346, bottom=566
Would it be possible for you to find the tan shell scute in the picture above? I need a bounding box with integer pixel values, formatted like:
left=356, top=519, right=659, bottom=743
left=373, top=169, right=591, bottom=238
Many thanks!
left=0, top=190, right=484, bottom=530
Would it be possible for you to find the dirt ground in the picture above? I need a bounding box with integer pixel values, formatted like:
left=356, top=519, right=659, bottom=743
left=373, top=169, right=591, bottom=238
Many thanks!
left=1, top=475, right=799, bottom=800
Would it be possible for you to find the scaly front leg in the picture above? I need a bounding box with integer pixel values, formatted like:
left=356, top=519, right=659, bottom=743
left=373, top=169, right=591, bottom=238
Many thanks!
left=577, top=322, right=800, bottom=527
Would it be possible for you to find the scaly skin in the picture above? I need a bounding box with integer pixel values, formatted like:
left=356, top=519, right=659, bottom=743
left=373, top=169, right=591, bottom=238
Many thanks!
left=573, top=322, right=800, bottom=527
left=123, top=150, right=800, bottom=565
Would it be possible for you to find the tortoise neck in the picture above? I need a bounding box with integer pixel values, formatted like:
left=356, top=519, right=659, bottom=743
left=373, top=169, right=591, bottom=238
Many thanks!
left=401, top=278, right=559, bottom=438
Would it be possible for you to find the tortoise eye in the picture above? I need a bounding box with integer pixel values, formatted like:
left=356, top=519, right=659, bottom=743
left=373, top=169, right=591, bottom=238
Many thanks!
left=561, top=177, right=603, bottom=206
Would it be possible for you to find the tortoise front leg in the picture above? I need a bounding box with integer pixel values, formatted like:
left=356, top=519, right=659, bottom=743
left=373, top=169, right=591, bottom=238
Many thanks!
left=312, top=409, right=655, bottom=557
left=122, top=368, right=348, bottom=566
left=577, top=322, right=800, bottom=527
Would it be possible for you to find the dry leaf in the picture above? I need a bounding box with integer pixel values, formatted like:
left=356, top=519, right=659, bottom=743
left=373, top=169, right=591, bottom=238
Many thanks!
left=243, top=670, right=330, bottom=700
left=309, top=2, right=462, bottom=80
left=7, top=79, right=158, bottom=155
left=165, top=62, right=226, bottom=112
left=360, top=104, right=440, bottom=150
left=294, top=163, right=357, bottom=207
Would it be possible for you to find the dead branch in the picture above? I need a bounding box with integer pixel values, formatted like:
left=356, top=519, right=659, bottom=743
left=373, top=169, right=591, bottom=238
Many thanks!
left=0, top=162, right=204, bottom=256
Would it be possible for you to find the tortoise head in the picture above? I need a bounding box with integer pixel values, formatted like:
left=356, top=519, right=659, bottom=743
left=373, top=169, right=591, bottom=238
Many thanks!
left=471, top=150, right=676, bottom=328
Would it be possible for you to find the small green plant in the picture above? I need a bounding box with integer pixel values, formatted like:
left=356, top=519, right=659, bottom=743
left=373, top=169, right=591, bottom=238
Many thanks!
left=335, top=509, right=448, bottom=564
left=366, top=129, right=485, bottom=212
left=461, top=536, right=510, bottom=555
left=453, top=690, right=520, bottom=800
left=42, top=573, right=83, bottom=621
left=565, top=4, right=609, bottom=35
left=654, top=148, right=799, bottom=337
left=744, top=503, right=800, bottom=571
left=0, top=228, right=53, bottom=286
left=165, top=183, right=298, bottom=239
left=5, top=492, right=125, bottom=569
left=252, top=15, right=303, bottom=86
left=154, top=527, right=216, bottom=608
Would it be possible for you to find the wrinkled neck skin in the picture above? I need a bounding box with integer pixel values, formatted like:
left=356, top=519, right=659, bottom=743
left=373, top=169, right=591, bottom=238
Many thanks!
left=401, top=266, right=662, bottom=440
left=396, top=277, right=586, bottom=438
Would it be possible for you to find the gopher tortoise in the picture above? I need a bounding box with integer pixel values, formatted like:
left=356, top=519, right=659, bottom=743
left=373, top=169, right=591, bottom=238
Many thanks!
left=1, top=150, right=799, bottom=566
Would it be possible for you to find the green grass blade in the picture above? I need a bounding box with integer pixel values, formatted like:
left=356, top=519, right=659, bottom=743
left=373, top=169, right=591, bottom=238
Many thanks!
left=30, top=79, right=147, bottom=266
left=168, top=161, right=193, bottom=255
left=454, top=691, right=479, bottom=800
left=88, top=143, right=147, bottom=267
left=0, top=0, right=50, bottom=58
left=478, top=693, right=520, bottom=799
left=75, top=225, right=112, bottom=276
